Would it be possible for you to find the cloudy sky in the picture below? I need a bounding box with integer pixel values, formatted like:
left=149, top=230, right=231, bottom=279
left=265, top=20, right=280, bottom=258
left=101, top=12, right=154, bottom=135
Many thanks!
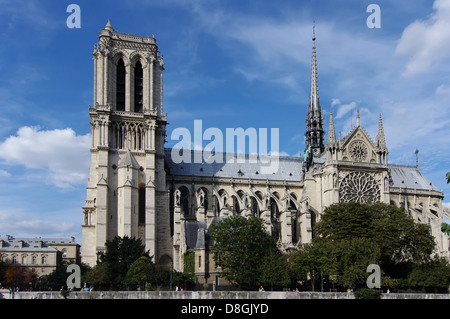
left=0, top=0, right=449, bottom=242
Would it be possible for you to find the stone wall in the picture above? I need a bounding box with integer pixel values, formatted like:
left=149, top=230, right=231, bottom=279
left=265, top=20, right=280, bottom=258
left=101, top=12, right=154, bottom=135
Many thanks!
left=2, top=290, right=449, bottom=300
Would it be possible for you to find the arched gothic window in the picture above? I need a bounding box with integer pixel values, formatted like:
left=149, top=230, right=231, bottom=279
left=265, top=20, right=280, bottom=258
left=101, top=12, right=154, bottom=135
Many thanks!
left=116, top=58, right=126, bottom=111
left=232, top=196, right=240, bottom=215
left=134, top=61, right=143, bottom=112
left=251, top=196, right=259, bottom=217
left=179, top=186, right=190, bottom=217
left=138, top=186, right=146, bottom=224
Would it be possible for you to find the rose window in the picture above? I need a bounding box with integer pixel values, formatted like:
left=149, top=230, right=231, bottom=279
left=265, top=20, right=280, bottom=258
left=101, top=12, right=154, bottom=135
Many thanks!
left=339, top=172, right=381, bottom=204
left=349, top=140, right=368, bottom=162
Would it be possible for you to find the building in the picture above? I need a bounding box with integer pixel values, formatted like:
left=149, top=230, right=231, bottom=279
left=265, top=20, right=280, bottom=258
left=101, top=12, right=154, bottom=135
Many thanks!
left=0, top=235, right=80, bottom=277
left=81, top=21, right=449, bottom=287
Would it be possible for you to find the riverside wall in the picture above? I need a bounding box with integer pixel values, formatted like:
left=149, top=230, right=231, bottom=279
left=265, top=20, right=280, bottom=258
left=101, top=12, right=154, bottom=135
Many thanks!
left=2, top=290, right=449, bottom=299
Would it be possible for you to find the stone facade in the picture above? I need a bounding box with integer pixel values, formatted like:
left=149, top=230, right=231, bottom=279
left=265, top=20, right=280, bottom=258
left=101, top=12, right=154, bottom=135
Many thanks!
left=81, top=20, right=170, bottom=266
left=0, top=235, right=80, bottom=277
left=81, top=22, right=450, bottom=286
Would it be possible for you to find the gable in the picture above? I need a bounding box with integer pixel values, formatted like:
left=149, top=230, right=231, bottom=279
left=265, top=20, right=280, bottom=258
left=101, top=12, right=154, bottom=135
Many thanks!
left=341, top=126, right=377, bottom=163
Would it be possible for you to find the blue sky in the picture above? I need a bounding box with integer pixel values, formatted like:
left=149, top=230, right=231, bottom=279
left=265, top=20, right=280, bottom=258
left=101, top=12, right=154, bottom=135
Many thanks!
left=0, top=0, right=449, bottom=243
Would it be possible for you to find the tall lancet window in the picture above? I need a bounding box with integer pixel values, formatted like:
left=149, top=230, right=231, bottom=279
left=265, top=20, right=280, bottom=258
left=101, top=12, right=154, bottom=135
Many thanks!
left=134, top=61, right=143, bottom=113
left=138, top=186, right=145, bottom=224
left=116, top=58, right=126, bottom=111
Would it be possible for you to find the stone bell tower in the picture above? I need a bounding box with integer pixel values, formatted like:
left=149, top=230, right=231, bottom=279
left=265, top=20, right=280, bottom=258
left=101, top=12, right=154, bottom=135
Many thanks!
left=81, top=20, right=171, bottom=267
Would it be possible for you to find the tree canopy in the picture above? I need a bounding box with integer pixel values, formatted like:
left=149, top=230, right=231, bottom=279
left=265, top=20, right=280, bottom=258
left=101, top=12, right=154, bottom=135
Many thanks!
left=209, top=215, right=286, bottom=289
left=87, top=235, right=149, bottom=290
left=314, top=202, right=435, bottom=264
left=293, top=237, right=380, bottom=290
left=292, top=202, right=443, bottom=290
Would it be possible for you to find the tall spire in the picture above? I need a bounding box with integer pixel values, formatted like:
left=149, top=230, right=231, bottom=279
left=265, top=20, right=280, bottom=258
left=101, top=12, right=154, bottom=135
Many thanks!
left=305, top=21, right=325, bottom=156
left=309, top=21, right=320, bottom=112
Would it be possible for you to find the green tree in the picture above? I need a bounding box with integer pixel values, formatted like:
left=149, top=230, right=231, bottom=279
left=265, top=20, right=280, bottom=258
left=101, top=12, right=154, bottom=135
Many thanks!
left=442, top=223, right=450, bottom=236
left=330, top=238, right=380, bottom=289
left=315, top=202, right=435, bottom=265
left=125, top=256, right=155, bottom=290
left=293, top=237, right=379, bottom=290
left=210, top=216, right=276, bottom=289
left=302, top=202, right=438, bottom=290
left=408, top=257, right=450, bottom=292
left=259, top=250, right=291, bottom=290
left=293, top=242, right=331, bottom=291
left=91, top=235, right=149, bottom=289
left=84, top=262, right=114, bottom=291
left=172, top=271, right=195, bottom=290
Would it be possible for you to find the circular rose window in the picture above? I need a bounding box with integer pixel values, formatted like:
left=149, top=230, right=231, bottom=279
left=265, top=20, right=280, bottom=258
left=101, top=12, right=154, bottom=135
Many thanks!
left=339, top=171, right=381, bottom=204
left=349, top=140, right=368, bottom=162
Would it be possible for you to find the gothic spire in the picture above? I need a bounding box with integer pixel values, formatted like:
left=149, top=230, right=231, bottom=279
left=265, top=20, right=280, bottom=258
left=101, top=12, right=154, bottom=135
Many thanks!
left=326, top=108, right=336, bottom=149
left=376, top=113, right=388, bottom=164
left=305, top=22, right=325, bottom=156
left=376, top=113, right=387, bottom=150
left=309, top=22, right=320, bottom=113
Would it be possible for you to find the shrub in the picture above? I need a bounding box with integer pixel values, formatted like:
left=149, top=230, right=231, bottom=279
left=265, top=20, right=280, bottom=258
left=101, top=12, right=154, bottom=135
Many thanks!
left=354, top=288, right=381, bottom=299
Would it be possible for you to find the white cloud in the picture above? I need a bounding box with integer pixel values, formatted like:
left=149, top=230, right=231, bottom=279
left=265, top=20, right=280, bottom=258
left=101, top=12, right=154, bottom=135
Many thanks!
left=334, top=101, right=357, bottom=120
left=435, top=84, right=450, bottom=95
left=235, top=68, right=260, bottom=82
left=0, top=210, right=79, bottom=239
left=395, top=0, right=450, bottom=75
left=0, top=126, right=91, bottom=189
left=0, top=169, right=10, bottom=177
left=0, top=0, right=57, bottom=31
left=331, top=99, right=341, bottom=107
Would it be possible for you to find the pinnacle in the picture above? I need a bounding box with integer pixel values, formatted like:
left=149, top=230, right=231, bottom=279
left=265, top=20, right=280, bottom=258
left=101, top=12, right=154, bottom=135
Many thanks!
left=376, top=113, right=387, bottom=150
left=105, top=18, right=113, bottom=31
left=326, top=108, right=336, bottom=150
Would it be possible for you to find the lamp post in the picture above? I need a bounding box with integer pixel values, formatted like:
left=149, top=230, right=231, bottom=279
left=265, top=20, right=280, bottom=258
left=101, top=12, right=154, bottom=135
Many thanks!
left=320, top=268, right=324, bottom=292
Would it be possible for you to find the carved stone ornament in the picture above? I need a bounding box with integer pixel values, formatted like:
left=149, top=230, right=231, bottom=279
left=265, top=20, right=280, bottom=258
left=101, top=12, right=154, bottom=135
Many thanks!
left=339, top=171, right=381, bottom=204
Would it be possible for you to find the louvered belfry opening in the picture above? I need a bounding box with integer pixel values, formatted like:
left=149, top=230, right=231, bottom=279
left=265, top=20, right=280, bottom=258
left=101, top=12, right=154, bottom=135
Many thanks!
left=116, top=58, right=126, bottom=111
left=134, top=61, right=143, bottom=113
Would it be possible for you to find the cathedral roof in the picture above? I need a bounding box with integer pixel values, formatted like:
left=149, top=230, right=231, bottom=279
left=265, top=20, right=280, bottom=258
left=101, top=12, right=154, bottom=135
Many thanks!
left=388, top=164, right=440, bottom=192
left=185, top=217, right=228, bottom=250
left=185, top=221, right=207, bottom=250
left=119, top=150, right=140, bottom=169
left=164, top=148, right=303, bottom=182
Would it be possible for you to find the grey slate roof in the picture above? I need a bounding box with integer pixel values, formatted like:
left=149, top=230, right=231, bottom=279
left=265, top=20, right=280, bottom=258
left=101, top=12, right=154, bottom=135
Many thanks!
left=119, top=150, right=140, bottom=169
left=0, top=237, right=58, bottom=252
left=185, top=221, right=207, bottom=250
left=388, top=164, right=440, bottom=191
left=165, top=148, right=303, bottom=181
left=165, top=149, right=440, bottom=192
left=184, top=217, right=227, bottom=250
left=0, top=236, right=78, bottom=252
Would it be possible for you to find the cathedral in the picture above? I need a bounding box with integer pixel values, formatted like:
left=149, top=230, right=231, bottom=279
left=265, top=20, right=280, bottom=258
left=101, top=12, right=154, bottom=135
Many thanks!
left=81, top=21, right=449, bottom=287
